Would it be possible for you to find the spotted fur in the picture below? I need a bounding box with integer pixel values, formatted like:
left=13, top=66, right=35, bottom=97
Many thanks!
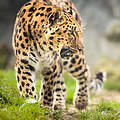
left=12, top=0, right=105, bottom=110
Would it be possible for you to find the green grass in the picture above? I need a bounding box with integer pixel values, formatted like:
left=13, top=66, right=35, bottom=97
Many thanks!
left=78, top=101, right=120, bottom=120
left=0, top=70, right=120, bottom=120
left=64, top=72, right=75, bottom=103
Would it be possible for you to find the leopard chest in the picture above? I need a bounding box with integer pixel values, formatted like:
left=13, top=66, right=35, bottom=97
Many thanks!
left=29, top=50, right=59, bottom=74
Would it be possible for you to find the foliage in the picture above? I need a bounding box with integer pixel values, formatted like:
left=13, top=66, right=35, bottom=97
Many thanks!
left=0, top=42, right=12, bottom=69
left=105, top=20, right=120, bottom=43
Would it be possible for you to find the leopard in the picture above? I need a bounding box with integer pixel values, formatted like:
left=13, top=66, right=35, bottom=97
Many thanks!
left=12, top=0, right=106, bottom=110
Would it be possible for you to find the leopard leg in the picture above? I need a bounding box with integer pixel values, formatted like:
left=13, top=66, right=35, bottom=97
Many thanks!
left=39, top=53, right=59, bottom=108
left=53, top=60, right=66, bottom=110
left=16, top=59, right=37, bottom=99
left=39, top=55, right=66, bottom=110
left=62, top=49, right=89, bottom=110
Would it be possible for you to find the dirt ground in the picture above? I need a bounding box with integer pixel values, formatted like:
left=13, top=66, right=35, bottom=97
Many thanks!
left=91, top=90, right=120, bottom=104
left=61, top=90, right=120, bottom=120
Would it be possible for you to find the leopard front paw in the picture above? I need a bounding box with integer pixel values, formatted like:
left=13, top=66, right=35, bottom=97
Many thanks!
left=53, top=103, right=66, bottom=110
left=73, top=98, right=88, bottom=110
left=74, top=101, right=88, bottom=110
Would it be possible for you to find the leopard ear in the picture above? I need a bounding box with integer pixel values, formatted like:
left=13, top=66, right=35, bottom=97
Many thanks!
left=48, top=9, right=65, bottom=26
